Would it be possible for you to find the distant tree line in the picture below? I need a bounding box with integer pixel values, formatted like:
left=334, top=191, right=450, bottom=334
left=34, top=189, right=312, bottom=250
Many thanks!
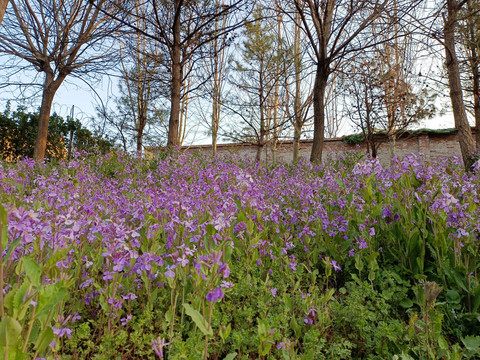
left=0, top=105, right=114, bottom=162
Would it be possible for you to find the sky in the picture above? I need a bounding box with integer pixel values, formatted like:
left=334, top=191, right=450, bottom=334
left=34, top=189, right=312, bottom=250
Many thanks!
left=0, top=60, right=468, bottom=149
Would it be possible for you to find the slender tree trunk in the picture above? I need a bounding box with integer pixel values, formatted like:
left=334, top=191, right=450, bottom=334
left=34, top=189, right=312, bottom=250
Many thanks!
left=137, top=114, right=145, bottom=153
left=33, top=72, right=65, bottom=160
left=293, top=125, right=301, bottom=162
left=169, top=55, right=182, bottom=147
left=212, top=57, right=220, bottom=155
left=167, top=1, right=182, bottom=147
left=371, top=138, right=378, bottom=158
left=257, top=60, right=266, bottom=162
left=211, top=1, right=224, bottom=156
left=472, top=56, right=480, bottom=150
left=310, top=67, right=328, bottom=163
left=0, top=0, right=8, bottom=25
left=212, top=93, right=219, bottom=155
left=468, top=17, right=480, bottom=150
left=293, top=11, right=302, bottom=162
left=444, top=0, right=475, bottom=168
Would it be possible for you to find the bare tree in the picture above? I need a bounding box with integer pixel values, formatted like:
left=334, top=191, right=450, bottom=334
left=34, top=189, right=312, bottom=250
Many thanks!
left=457, top=0, right=480, bottom=150
left=287, top=6, right=313, bottom=162
left=444, top=0, right=476, bottom=168
left=207, top=0, right=231, bottom=155
left=117, top=0, right=166, bottom=154
left=225, top=5, right=291, bottom=162
left=0, top=0, right=121, bottom=159
left=102, top=0, right=249, bottom=148
left=293, top=0, right=421, bottom=163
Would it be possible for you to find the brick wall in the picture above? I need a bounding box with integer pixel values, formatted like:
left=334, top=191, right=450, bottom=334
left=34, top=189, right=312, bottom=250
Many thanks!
left=178, top=129, right=477, bottom=164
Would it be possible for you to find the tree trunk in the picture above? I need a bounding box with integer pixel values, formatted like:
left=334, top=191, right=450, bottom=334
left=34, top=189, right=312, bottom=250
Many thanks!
left=258, top=59, right=266, bottom=163
left=33, top=72, right=65, bottom=160
left=212, top=67, right=220, bottom=156
left=310, top=67, right=328, bottom=163
left=371, top=137, right=377, bottom=158
left=293, top=125, right=301, bottom=162
left=167, top=1, right=182, bottom=147
left=256, top=145, right=262, bottom=162
left=137, top=115, right=145, bottom=153
left=468, top=18, right=480, bottom=150
left=292, top=9, right=302, bottom=163
left=212, top=94, right=219, bottom=155
left=0, top=0, right=8, bottom=25
left=444, top=0, right=475, bottom=169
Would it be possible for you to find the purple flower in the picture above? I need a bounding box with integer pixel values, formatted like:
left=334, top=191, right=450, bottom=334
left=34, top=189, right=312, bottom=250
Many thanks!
left=121, top=293, right=138, bottom=301
left=152, top=337, right=170, bottom=359
left=369, top=227, right=376, bottom=236
left=52, top=326, right=72, bottom=339
left=120, top=314, right=132, bottom=326
left=270, top=288, right=277, bottom=298
left=220, top=281, right=234, bottom=289
left=357, top=237, right=368, bottom=250
left=177, top=255, right=189, bottom=267
left=330, top=260, right=341, bottom=272
left=206, top=287, right=224, bottom=302
left=164, top=269, right=175, bottom=278
left=102, top=271, right=114, bottom=281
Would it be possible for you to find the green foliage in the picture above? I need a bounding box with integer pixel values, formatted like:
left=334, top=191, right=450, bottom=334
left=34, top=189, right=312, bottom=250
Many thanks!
left=0, top=104, right=114, bottom=161
left=0, top=204, right=73, bottom=359
left=342, top=133, right=366, bottom=145
left=1, top=152, right=479, bottom=359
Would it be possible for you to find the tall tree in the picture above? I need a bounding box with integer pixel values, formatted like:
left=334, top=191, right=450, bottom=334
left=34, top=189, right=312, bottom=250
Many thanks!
left=104, top=0, right=249, bottom=148
left=117, top=0, right=165, bottom=154
left=0, top=0, right=120, bottom=159
left=205, top=0, right=231, bottom=155
left=226, top=6, right=289, bottom=161
left=293, top=0, right=420, bottom=163
left=444, top=0, right=476, bottom=168
left=279, top=1, right=314, bottom=162
left=458, top=0, right=480, bottom=150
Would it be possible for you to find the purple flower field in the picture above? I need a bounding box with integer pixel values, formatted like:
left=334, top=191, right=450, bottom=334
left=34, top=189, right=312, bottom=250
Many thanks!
left=1, top=151, right=479, bottom=359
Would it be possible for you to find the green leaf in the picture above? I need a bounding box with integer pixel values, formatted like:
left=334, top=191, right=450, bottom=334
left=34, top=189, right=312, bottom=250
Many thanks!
left=258, top=319, right=268, bottom=337
left=183, top=303, right=213, bottom=336
left=4, top=237, right=21, bottom=263
left=462, top=336, right=480, bottom=351
left=437, top=335, right=449, bottom=350
left=36, top=283, right=68, bottom=326
left=23, top=258, right=41, bottom=287
left=0, top=204, right=7, bottom=251
left=35, top=326, right=54, bottom=354
left=219, top=323, right=231, bottom=342
left=13, top=281, right=30, bottom=319
left=164, top=309, right=173, bottom=325
left=223, top=353, right=237, bottom=360
left=472, top=284, right=480, bottom=313
left=399, top=298, right=413, bottom=308
left=0, top=316, right=22, bottom=349
left=206, top=224, right=215, bottom=235
left=45, top=248, right=70, bottom=269
left=354, top=254, right=364, bottom=272
left=446, top=289, right=461, bottom=304
left=289, top=316, right=301, bottom=339
left=237, top=212, right=247, bottom=223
